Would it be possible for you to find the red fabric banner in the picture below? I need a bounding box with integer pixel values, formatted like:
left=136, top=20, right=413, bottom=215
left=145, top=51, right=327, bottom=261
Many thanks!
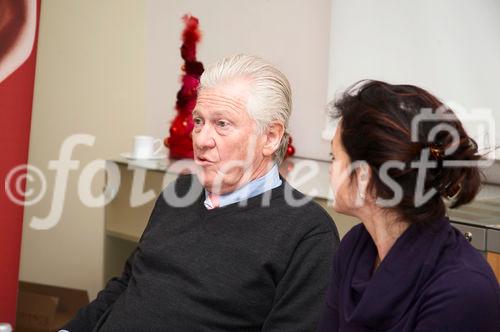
left=0, top=0, right=41, bottom=325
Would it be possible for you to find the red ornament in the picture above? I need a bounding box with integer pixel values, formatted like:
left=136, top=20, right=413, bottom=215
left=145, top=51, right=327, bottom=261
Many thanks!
left=285, top=136, right=295, bottom=158
left=165, top=15, right=204, bottom=159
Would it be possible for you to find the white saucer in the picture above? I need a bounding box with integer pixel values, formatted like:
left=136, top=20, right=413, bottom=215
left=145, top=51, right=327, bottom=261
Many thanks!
left=120, top=152, right=166, bottom=160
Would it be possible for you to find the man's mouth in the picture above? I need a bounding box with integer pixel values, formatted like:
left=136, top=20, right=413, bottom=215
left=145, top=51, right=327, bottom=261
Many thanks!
left=195, top=156, right=215, bottom=166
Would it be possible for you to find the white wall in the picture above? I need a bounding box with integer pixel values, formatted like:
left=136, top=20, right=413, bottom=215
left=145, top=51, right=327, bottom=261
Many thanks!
left=20, top=0, right=146, bottom=300
left=146, top=0, right=333, bottom=161
left=327, top=0, right=500, bottom=156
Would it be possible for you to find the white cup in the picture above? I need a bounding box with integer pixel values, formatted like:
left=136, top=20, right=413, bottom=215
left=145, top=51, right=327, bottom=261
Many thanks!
left=132, top=135, right=163, bottom=159
left=0, top=323, right=12, bottom=332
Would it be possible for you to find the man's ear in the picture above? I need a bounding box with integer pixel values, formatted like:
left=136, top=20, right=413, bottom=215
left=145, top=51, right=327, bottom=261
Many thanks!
left=262, top=122, right=284, bottom=158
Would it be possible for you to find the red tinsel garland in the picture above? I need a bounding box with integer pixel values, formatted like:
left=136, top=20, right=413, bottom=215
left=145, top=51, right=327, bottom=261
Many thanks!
left=164, top=14, right=204, bottom=159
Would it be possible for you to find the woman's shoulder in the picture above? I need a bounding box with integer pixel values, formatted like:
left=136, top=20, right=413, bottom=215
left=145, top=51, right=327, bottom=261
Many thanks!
left=425, top=264, right=499, bottom=298
left=339, top=223, right=366, bottom=249
left=421, top=221, right=499, bottom=302
left=333, top=223, right=367, bottom=268
left=439, top=222, right=499, bottom=288
left=416, top=267, right=500, bottom=330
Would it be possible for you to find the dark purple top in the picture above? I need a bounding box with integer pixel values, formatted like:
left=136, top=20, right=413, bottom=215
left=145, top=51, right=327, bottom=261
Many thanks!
left=317, top=217, right=500, bottom=331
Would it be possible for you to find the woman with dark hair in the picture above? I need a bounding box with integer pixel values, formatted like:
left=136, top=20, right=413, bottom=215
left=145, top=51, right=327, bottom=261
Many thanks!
left=317, top=80, right=500, bottom=331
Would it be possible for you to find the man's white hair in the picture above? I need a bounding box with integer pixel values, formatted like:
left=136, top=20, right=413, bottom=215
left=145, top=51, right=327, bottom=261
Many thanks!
left=199, top=54, right=292, bottom=163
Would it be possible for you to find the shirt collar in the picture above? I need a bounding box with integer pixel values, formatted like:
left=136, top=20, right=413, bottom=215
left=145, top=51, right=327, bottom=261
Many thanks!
left=204, top=163, right=282, bottom=209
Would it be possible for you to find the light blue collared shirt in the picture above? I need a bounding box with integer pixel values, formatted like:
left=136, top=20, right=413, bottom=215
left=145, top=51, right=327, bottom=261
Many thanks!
left=204, top=164, right=282, bottom=209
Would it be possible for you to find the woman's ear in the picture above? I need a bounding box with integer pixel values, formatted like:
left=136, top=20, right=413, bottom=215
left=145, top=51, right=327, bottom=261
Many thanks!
left=355, top=162, right=372, bottom=204
left=262, top=122, right=285, bottom=158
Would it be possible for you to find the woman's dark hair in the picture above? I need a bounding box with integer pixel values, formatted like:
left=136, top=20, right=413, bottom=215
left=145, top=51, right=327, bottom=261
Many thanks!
left=331, top=80, right=483, bottom=226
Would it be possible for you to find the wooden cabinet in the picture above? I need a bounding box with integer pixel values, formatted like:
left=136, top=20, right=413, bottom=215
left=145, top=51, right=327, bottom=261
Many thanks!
left=449, top=202, right=500, bottom=284
left=486, top=228, right=500, bottom=283
left=487, top=252, right=500, bottom=283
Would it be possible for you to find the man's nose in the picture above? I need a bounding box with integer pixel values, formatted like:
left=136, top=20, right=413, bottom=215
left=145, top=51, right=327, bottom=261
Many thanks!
left=193, top=124, right=216, bottom=150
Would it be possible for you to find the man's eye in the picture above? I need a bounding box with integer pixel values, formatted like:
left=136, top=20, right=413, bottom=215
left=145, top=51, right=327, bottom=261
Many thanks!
left=217, top=120, right=230, bottom=128
left=193, top=117, right=203, bottom=126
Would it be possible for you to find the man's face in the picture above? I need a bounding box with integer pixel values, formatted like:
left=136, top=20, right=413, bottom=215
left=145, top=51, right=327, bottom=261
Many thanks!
left=192, top=80, right=267, bottom=194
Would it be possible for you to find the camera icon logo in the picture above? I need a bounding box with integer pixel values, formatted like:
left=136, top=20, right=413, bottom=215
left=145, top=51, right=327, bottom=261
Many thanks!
left=411, top=102, right=495, bottom=168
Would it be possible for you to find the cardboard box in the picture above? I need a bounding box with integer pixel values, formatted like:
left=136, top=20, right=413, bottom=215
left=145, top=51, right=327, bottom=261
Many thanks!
left=16, top=281, right=89, bottom=332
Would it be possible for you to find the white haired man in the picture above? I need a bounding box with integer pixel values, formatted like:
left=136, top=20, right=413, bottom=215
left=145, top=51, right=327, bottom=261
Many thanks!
left=62, top=55, right=339, bottom=331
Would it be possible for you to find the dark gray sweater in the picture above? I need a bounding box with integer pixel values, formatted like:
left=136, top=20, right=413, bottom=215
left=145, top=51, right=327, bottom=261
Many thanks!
left=63, top=174, right=339, bottom=331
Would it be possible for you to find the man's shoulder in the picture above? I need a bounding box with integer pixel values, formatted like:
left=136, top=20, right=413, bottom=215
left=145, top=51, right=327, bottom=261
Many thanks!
left=158, top=174, right=203, bottom=209
left=164, top=173, right=200, bottom=194
left=270, top=182, right=338, bottom=236
left=171, top=173, right=200, bottom=193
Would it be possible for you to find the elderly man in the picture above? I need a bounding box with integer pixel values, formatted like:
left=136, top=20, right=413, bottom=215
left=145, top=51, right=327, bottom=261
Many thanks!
left=62, top=54, right=339, bottom=331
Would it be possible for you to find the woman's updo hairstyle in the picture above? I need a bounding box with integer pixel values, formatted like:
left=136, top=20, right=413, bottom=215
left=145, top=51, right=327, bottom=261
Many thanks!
left=331, top=80, right=483, bottom=226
